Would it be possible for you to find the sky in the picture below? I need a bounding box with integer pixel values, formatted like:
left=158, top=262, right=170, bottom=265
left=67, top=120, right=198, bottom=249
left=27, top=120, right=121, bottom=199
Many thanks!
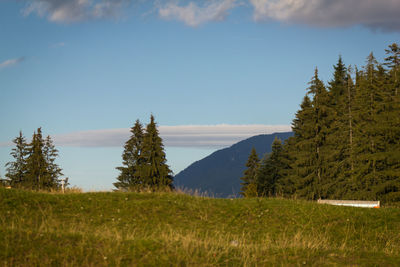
left=1, top=0, right=399, bottom=190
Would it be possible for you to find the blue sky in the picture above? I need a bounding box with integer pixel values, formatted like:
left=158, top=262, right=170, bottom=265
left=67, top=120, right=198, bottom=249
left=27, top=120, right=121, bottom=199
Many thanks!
left=1, top=0, right=399, bottom=190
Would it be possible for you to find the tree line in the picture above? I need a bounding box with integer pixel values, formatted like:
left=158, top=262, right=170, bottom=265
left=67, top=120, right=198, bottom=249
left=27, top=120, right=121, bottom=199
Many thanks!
left=113, top=115, right=173, bottom=191
left=3, top=115, right=172, bottom=192
left=3, top=128, right=65, bottom=190
left=241, top=43, right=400, bottom=202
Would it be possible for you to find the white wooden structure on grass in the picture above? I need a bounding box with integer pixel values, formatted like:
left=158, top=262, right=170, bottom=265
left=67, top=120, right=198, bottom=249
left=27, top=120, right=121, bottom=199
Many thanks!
left=317, top=199, right=380, bottom=208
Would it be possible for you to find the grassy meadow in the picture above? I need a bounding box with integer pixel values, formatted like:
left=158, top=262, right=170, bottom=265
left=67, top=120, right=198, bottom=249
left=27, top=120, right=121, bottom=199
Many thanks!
left=1, top=188, right=400, bottom=266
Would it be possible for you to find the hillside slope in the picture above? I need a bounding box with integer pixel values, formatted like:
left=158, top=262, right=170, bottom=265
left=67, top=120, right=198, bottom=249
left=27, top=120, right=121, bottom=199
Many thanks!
left=1, top=188, right=400, bottom=266
left=174, top=132, right=293, bottom=197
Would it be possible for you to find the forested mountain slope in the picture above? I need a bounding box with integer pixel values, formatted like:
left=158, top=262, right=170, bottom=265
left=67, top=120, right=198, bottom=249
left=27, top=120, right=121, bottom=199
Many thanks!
left=174, top=132, right=293, bottom=197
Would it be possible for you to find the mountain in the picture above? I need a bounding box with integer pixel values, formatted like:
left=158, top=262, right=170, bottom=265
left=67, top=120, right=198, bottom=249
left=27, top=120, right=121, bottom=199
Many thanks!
left=173, top=132, right=293, bottom=198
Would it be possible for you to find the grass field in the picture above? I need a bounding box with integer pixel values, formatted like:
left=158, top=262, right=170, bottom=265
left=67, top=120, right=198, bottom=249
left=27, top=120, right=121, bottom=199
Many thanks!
left=1, top=188, right=400, bottom=266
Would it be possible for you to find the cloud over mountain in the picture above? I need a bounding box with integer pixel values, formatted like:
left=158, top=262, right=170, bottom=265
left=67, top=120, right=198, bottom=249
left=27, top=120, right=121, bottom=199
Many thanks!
left=48, top=124, right=292, bottom=148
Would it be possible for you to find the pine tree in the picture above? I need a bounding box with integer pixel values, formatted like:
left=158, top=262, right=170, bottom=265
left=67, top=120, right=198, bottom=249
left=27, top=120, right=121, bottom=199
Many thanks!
left=384, top=43, right=400, bottom=96
left=286, top=96, right=314, bottom=198
left=328, top=56, right=347, bottom=106
left=323, top=59, right=358, bottom=198
left=257, top=138, right=291, bottom=197
left=139, top=115, right=173, bottom=190
left=25, top=128, right=49, bottom=190
left=351, top=53, right=386, bottom=199
left=332, top=66, right=357, bottom=198
left=114, top=120, right=144, bottom=191
left=5, top=131, right=28, bottom=188
left=291, top=69, right=330, bottom=199
left=240, top=147, right=259, bottom=197
left=43, top=135, right=63, bottom=189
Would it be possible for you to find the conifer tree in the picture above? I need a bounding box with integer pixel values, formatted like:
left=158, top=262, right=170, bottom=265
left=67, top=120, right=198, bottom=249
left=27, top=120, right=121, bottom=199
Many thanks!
left=240, top=147, right=259, bottom=197
left=43, top=135, right=63, bottom=189
left=257, top=138, right=291, bottom=197
left=328, top=56, right=347, bottom=106
left=139, top=115, right=173, bottom=189
left=5, top=131, right=28, bottom=187
left=384, top=43, right=400, bottom=96
left=114, top=120, right=144, bottom=191
left=331, top=66, right=358, bottom=198
left=351, top=53, right=384, bottom=198
left=292, top=69, right=330, bottom=199
left=25, top=128, right=49, bottom=190
left=324, top=59, right=357, bottom=198
left=286, top=96, right=314, bottom=197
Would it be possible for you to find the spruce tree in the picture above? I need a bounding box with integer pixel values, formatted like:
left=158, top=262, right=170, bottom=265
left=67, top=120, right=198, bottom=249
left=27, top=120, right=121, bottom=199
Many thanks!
left=114, top=120, right=144, bottom=191
left=351, top=53, right=384, bottom=199
left=328, top=56, right=347, bottom=106
left=384, top=43, right=400, bottom=96
left=139, top=115, right=173, bottom=190
left=43, top=135, right=63, bottom=189
left=324, top=59, right=357, bottom=198
left=291, top=69, right=330, bottom=199
left=5, top=131, right=28, bottom=188
left=240, top=147, right=259, bottom=197
left=286, top=96, right=314, bottom=198
left=257, top=138, right=291, bottom=197
left=332, top=66, right=357, bottom=198
left=25, top=128, right=49, bottom=190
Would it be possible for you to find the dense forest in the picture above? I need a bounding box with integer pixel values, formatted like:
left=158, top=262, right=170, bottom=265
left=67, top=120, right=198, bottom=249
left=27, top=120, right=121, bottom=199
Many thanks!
left=242, top=43, right=400, bottom=202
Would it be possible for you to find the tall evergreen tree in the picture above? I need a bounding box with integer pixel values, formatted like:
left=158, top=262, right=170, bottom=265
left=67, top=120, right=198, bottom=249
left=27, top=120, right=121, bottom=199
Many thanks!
left=351, top=53, right=385, bottom=199
left=332, top=66, right=357, bottom=198
left=328, top=56, right=347, bottom=106
left=114, top=120, right=144, bottom=191
left=43, top=135, right=63, bottom=189
left=139, top=115, right=173, bottom=189
left=287, top=96, right=314, bottom=198
left=384, top=43, right=400, bottom=96
left=257, top=138, right=291, bottom=197
left=240, top=147, right=259, bottom=197
left=25, top=128, right=49, bottom=190
left=5, top=131, right=28, bottom=188
left=292, top=69, right=330, bottom=199
left=324, top=59, right=358, bottom=198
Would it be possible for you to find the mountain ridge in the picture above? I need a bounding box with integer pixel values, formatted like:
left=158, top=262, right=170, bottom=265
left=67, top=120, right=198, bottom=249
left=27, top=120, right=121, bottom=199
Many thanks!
left=174, top=132, right=293, bottom=197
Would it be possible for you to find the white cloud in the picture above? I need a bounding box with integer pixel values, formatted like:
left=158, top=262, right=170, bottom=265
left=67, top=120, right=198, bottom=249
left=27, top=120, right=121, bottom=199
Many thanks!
left=158, top=0, right=237, bottom=27
left=250, top=0, right=400, bottom=31
left=19, top=0, right=400, bottom=31
left=0, top=57, right=25, bottom=69
left=51, top=42, right=66, bottom=48
left=38, top=124, right=292, bottom=148
left=23, top=0, right=129, bottom=23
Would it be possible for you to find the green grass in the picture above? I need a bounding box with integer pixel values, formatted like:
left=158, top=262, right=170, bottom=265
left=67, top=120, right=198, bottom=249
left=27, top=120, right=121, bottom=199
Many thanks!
left=1, top=188, right=400, bottom=266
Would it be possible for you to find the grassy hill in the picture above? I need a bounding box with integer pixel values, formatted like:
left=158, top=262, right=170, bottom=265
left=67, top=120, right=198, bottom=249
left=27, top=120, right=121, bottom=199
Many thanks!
left=1, top=188, right=400, bottom=266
